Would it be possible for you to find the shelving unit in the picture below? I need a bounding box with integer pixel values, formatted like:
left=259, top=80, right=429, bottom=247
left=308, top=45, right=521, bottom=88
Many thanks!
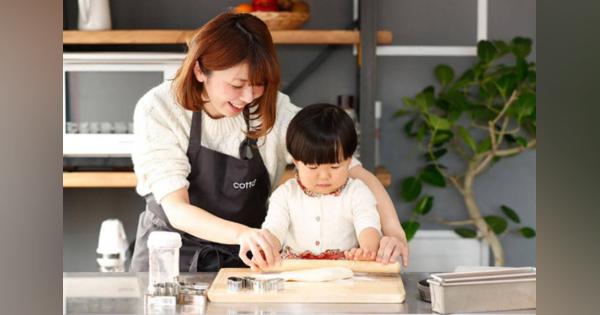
left=63, top=30, right=392, bottom=45
left=64, top=2, right=389, bottom=187
left=63, top=166, right=391, bottom=188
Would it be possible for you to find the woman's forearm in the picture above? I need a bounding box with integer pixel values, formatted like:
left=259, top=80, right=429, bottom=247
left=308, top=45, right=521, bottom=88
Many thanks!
left=160, top=188, right=249, bottom=244
left=349, top=166, right=405, bottom=237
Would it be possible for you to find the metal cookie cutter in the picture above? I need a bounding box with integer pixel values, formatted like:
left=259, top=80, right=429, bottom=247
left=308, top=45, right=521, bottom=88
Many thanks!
left=252, top=278, right=269, bottom=293
left=268, top=278, right=284, bottom=292
left=178, top=281, right=208, bottom=305
left=227, top=276, right=244, bottom=293
left=243, top=277, right=256, bottom=290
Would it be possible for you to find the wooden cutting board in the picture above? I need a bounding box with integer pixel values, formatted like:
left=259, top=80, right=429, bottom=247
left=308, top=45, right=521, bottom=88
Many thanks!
left=207, top=268, right=406, bottom=303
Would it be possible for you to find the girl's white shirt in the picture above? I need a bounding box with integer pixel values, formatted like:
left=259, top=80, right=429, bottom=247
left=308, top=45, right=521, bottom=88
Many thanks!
left=262, top=177, right=381, bottom=253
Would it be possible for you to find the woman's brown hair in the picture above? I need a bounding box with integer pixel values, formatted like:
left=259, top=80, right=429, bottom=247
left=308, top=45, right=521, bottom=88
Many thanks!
left=173, top=12, right=280, bottom=139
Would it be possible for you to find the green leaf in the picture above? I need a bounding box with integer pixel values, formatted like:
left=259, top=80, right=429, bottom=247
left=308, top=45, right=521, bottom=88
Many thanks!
left=433, top=130, right=453, bottom=147
left=512, top=37, right=533, bottom=58
left=484, top=215, right=508, bottom=235
left=414, top=195, right=434, bottom=215
left=469, top=105, right=497, bottom=122
left=435, top=64, right=455, bottom=87
left=476, top=137, right=492, bottom=154
left=454, top=228, right=477, bottom=238
left=394, top=109, right=411, bottom=118
left=493, top=40, right=511, bottom=56
left=528, top=69, right=536, bottom=85
left=402, top=221, right=421, bottom=241
left=510, top=92, right=536, bottom=123
left=515, top=57, right=528, bottom=82
left=501, top=205, right=521, bottom=223
left=401, top=177, right=422, bottom=202
left=442, top=90, right=470, bottom=122
left=515, top=136, right=528, bottom=148
left=402, top=96, right=416, bottom=108
left=425, top=148, right=448, bottom=161
left=452, top=69, right=475, bottom=90
left=415, top=87, right=436, bottom=112
left=435, top=99, right=450, bottom=112
left=520, top=227, right=536, bottom=238
left=428, top=114, right=451, bottom=130
left=495, top=73, right=517, bottom=99
left=416, top=123, right=428, bottom=142
left=458, top=126, right=477, bottom=152
left=404, top=119, right=417, bottom=138
left=480, top=81, right=499, bottom=99
left=420, top=165, right=446, bottom=187
left=477, top=40, right=498, bottom=63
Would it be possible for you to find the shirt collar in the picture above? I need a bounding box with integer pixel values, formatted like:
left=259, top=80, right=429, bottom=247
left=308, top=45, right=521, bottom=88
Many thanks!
left=295, top=173, right=348, bottom=198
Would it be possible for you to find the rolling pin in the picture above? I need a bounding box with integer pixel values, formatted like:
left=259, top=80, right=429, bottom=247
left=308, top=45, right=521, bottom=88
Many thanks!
left=261, top=259, right=401, bottom=274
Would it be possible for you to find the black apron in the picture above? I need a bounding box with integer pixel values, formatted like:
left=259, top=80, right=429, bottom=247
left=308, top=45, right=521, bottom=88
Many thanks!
left=130, top=109, right=271, bottom=272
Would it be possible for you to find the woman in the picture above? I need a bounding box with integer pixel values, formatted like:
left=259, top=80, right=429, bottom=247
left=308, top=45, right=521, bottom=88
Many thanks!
left=129, top=12, right=408, bottom=272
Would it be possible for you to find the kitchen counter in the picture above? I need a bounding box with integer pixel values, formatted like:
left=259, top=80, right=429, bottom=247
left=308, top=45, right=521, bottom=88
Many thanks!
left=63, top=271, right=536, bottom=314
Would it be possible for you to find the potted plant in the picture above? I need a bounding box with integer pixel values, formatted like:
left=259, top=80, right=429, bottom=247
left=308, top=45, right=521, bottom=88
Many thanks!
left=396, top=37, right=536, bottom=266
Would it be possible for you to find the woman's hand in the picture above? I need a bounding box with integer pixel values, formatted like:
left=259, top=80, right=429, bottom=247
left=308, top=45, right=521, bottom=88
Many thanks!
left=237, top=228, right=280, bottom=271
left=377, top=235, right=409, bottom=267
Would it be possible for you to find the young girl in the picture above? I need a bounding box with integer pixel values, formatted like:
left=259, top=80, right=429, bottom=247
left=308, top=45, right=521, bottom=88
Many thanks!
left=262, top=103, right=381, bottom=260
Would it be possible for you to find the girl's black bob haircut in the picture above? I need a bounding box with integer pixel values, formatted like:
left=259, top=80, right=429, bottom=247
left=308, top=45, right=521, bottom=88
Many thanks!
left=286, top=103, right=357, bottom=165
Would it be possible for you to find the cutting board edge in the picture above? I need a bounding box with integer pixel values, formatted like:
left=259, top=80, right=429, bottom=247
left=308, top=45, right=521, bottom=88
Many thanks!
left=206, top=268, right=406, bottom=304
left=207, top=292, right=406, bottom=304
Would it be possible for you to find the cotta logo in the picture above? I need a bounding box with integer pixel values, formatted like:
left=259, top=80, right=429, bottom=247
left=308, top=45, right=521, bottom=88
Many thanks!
left=233, top=178, right=257, bottom=190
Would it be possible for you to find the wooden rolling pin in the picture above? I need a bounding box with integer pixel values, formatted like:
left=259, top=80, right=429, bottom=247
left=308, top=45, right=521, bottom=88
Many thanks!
left=261, top=259, right=401, bottom=274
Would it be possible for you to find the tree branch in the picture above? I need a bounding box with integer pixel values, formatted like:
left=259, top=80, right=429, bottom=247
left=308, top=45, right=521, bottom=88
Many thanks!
left=492, top=90, right=519, bottom=125
left=427, top=216, right=476, bottom=227
left=439, top=219, right=476, bottom=227
left=495, top=139, right=537, bottom=156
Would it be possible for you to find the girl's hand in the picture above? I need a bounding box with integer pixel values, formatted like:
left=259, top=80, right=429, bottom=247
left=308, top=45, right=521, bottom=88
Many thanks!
left=377, top=235, right=409, bottom=267
left=344, top=247, right=377, bottom=261
left=237, top=228, right=279, bottom=271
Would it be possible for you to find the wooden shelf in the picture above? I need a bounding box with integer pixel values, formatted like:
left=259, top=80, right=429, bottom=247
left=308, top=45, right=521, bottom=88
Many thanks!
left=63, top=172, right=137, bottom=188
left=63, top=30, right=392, bottom=45
left=63, top=166, right=392, bottom=188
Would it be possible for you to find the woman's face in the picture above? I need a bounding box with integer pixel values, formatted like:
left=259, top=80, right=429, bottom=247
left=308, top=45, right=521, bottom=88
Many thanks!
left=293, top=158, right=352, bottom=194
left=194, top=62, right=265, bottom=118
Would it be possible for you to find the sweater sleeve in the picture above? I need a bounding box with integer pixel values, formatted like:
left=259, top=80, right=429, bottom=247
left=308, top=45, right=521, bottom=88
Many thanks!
left=349, top=180, right=382, bottom=237
left=261, top=183, right=291, bottom=245
left=131, top=88, right=191, bottom=203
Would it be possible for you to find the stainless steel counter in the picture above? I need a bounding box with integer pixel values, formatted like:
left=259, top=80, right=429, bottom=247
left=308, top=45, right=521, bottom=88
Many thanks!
left=63, top=272, right=535, bottom=314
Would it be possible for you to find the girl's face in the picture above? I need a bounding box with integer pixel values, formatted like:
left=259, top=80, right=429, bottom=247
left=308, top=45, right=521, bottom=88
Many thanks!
left=293, top=158, right=352, bottom=194
left=194, top=62, right=265, bottom=118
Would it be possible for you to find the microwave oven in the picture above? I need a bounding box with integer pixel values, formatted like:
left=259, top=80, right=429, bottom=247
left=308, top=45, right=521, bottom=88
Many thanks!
left=63, top=52, right=185, bottom=157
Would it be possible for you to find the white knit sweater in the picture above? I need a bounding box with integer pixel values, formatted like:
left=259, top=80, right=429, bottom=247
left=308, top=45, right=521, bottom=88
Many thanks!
left=131, top=81, right=300, bottom=203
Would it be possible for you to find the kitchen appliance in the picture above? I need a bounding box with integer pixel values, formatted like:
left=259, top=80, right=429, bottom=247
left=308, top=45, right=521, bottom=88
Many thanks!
left=96, top=218, right=129, bottom=272
left=77, top=0, right=111, bottom=30
left=63, top=52, right=184, bottom=157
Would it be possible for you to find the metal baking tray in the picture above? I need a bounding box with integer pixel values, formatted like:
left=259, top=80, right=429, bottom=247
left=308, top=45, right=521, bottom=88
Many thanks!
left=428, top=268, right=536, bottom=313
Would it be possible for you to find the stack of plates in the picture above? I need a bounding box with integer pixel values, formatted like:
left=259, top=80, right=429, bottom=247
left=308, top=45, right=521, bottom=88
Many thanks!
left=427, top=267, right=536, bottom=313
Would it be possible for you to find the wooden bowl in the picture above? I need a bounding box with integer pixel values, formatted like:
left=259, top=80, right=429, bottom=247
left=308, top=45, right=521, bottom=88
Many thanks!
left=250, top=11, right=310, bottom=30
